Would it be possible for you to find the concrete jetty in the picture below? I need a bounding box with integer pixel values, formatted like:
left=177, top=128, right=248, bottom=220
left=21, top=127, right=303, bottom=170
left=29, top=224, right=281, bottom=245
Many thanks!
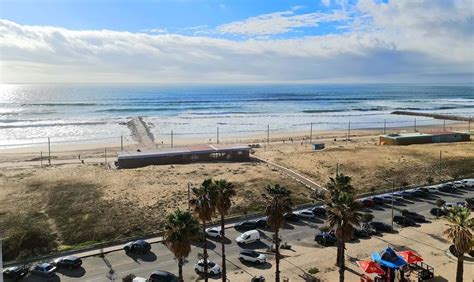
left=391, top=111, right=472, bottom=122
left=126, top=117, right=155, bottom=148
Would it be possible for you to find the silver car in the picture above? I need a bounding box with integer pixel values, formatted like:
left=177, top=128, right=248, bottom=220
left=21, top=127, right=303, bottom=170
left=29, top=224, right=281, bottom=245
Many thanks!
left=239, top=249, right=266, bottom=264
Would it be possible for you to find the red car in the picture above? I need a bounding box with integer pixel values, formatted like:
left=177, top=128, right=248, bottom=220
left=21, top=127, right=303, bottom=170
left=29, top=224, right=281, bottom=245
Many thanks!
left=358, top=198, right=375, bottom=207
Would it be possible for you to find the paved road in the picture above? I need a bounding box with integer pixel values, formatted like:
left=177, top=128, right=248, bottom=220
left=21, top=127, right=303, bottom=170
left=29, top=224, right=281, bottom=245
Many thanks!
left=15, top=187, right=474, bottom=282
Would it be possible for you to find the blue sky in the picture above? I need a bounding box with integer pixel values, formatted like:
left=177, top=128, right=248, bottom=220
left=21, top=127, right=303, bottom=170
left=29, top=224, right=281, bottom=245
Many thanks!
left=0, top=0, right=472, bottom=83
left=1, top=0, right=357, bottom=37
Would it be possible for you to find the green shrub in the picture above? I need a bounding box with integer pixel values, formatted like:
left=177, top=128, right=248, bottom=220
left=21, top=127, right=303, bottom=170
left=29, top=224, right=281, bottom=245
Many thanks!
left=308, top=267, right=320, bottom=275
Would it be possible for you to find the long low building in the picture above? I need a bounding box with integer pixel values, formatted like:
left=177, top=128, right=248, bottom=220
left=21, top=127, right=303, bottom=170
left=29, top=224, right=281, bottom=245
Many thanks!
left=117, top=144, right=251, bottom=168
left=379, top=131, right=470, bottom=145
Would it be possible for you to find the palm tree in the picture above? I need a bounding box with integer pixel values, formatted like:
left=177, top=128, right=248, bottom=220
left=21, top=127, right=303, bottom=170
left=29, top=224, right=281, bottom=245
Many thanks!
left=325, top=173, right=362, bottom=282
left=262, top=184, right=293, bottom=282
left=189, top=180, right=216, bottom=282
left=443, top=206, right=474, bottom=282
left=213, top=179, right=236, bottom=282
left=163, top=210, right=199, bottom=282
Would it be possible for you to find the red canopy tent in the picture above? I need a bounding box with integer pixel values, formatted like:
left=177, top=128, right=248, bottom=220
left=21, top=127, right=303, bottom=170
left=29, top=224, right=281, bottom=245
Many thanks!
left=357, top=260, right=385, bottom=275
left=397, top=250, right=423, bottom=264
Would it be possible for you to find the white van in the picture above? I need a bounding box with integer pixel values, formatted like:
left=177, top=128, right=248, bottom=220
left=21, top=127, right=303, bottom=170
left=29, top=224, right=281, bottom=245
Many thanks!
left=236, top=230, right=260, bottom=244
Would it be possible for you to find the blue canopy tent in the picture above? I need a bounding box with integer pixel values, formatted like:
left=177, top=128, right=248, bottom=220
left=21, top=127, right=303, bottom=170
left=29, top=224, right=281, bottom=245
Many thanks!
left=371, top=247, right=407, bottom=269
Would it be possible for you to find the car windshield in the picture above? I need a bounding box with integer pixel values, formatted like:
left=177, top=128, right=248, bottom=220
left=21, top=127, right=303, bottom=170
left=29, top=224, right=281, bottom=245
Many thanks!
left=45, top=265, right=54, bottom=271
left=208, top=262, right=215, bottom=267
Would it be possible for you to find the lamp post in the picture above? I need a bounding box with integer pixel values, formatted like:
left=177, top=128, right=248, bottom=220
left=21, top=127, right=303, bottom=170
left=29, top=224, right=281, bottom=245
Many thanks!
left=382, top=178, right=396, bottom=230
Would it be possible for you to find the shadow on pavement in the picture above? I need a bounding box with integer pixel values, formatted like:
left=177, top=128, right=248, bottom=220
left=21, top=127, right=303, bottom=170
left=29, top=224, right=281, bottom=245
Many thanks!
left=191, top=240, right=217, bottom=250
left=23, top=274, right=61, bottom=281
left=239, top=260, right=273, bottom=270
left=237, top=240, right=270, bottom=250
left=126, top=251, right=157, bottom=262
left=208, top=236, right=232, bottom=245
left=56, top=267, right=86, bottom=278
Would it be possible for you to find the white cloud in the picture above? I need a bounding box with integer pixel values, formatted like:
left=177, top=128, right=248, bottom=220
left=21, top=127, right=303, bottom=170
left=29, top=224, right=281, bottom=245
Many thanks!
left=140, top=28, right=168, bottom=34
left=0, top=0, right=472, bottom=83
left=216, top=10, right=349, bottom=36
left=321, top=0, right=331, bottom=7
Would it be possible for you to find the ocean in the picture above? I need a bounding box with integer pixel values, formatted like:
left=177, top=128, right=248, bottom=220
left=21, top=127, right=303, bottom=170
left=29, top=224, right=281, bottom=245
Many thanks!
left=0, top=84, right=473, bottom=148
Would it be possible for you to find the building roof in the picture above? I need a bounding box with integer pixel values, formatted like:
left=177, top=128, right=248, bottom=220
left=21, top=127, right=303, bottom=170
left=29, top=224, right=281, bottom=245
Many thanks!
left=380, top=131, right=468, bottom=140
left=118, top=144, right=250, bottom=160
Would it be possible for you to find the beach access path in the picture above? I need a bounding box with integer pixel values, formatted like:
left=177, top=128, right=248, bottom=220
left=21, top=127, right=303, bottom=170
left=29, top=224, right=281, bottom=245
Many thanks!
left=254, top=155, right=324, bottom=192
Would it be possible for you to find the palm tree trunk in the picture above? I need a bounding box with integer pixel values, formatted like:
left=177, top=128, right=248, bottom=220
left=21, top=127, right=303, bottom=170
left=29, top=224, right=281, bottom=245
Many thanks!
left=275, top=228, right=280, bottom=282
left=178, top=258, right=184, bottom=282
left=203, top=220, right=208, bottom=282
left=339, top=240, right=345, bottom=282
left=220, top=213, right=226, bottom=282
left=456, top=253, right=464, bottom=282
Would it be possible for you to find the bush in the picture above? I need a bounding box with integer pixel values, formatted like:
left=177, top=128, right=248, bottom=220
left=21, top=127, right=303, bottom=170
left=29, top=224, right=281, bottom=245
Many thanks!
left=122, top=273, right=136, bottom=282
left=361, top=213, right=375, bottom=223
left=308, top=267, right=320, bottom=275
left=436, top=199, right=446, bottom=208
left=426, top=177, right=434, bottom=184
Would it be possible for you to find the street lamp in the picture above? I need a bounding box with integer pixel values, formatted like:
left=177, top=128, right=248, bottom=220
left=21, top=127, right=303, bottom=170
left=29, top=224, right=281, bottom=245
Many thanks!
left=382, top=178, right=396, bottom=231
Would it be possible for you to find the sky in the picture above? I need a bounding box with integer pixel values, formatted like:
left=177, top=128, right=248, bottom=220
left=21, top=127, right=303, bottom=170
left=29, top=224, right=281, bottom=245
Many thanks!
left=0, top=0, right=473, bottom=83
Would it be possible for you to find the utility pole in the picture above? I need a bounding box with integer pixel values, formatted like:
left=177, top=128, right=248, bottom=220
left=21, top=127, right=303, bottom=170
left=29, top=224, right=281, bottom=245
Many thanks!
left=187, top=183, right=191, bottom=212
left=48, top=137, right=51, bottom=166
left=391, top=182, right=395, bottom=231
left=310, top=122, right=313, bottom=143
left=336, top=163, right=339, bottom=176
left=443, top=120, right=446, bottom=131
left=217, top=126, right=219, bottom=144
left=348, top=121, right=351, bottom=140
left=469, top=116, right=471, bottom=132
left=267, top=124, right=270, bottom=145
left=104, top=148, right=107, bottom=165
left=40, top=151, right=43, bottom=167
left=120, top=135, right=123, bottom=151
left=384, top=119, right=387, bottom=135
left=414, top=118, right=417, bottom=132
left=171, top=130, right=174, bottom=148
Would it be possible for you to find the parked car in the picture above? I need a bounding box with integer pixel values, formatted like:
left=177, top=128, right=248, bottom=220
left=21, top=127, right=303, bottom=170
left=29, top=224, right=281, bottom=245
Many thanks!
left=3, top=266, right=29, bottom=280
left=254, top=218, right=268, bottom=228
left=453, top=181, right=464, bottom=189
left=461, top=179, right=474, bottom=188
left=149, top=270, right=178, bottom=282
left=392, top=191, right=404, bottom=199
left=439, top=184, right=456, bottom=193
left=30, top=262, right=57, bottom=277
left=393, top=215, right=417, bottom=227
left=400, top=191, right=415, bottom=199
left=239, top=249, right=266, bottom=264
left=295, top=209, right=315, bottom=219
left=53, top=255, right=82, bottom=269
left=194, top=259, right=221, bottom=276
left=413, top=188, right=429, bottom=197
left=234, top=221, right=257, bottom=231
left=360, top=224, right=378, bottom=235
left=381, top=195, right=396, bottom=203
left=369, top=221, right=393, bottom=233
left=401, top=210, right=426, bottom=222
left=205, top=227, right=222, bottom=238
left=371, top=196, right=385, bottom=205
left=353, top=228, right=371, bottom=238
left=430, top=207, right=448, bottom=216
left=359, top=198, right=375, bottom=207
left=283, top=212, right=299, bottom=222
left=426, top=186, right=440, bottom=193
left=315, top=232, right=337, bottom=246
left=311, top=206, right=327, bottom=217
left=236, top=230, right=260, bottom=244
left=124, top=240, right=152, bottom=254
left=251, top=276, right=266, bottom=282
